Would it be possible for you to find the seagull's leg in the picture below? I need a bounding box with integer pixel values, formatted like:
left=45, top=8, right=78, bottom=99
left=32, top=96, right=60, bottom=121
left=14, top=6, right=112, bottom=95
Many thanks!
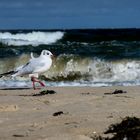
left=38, top=80, right=45, bottom=87
left=31, top=76, right=45, bottom=89
left=32, top=81, right=36, bottom=90
left=31, top=77, right=36, bottom=90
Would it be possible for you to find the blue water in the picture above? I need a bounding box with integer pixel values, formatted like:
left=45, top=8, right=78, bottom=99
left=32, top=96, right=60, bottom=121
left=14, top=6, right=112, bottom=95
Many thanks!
left=0, top=29, right=140, bottom=88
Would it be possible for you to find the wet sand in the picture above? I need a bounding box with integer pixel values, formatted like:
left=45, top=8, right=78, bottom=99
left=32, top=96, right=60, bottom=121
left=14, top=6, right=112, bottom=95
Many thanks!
left=0, top=86, right=140, bottom=140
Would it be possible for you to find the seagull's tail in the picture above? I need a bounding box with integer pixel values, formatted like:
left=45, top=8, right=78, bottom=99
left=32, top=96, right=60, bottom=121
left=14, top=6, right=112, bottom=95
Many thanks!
left=0, top=70, right=17, bottom=78
left=31, top=52, right=35, bottom=59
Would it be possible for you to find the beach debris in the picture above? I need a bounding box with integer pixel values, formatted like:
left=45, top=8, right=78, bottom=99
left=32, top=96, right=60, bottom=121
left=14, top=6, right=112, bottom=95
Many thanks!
left=104, top=116, right=140, bottom=140
left=13, top=134, right=25, bottom=137
left=53, top=111, right=64, bottom=116
left=81, top=92, right=95, bottom=96
left=33, top=90, right=56, bottom=96
left=104, top=89, right=127, bottom=95
left=81, top=92, right=91, bottom=95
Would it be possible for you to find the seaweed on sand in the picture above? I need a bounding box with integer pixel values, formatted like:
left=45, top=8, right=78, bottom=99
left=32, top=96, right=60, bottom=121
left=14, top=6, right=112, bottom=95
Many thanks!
left=104, top=89, right=127, bottom=95
left=33, top=90, right=56, bottom=96
left=104, top=116, right=140, bottom=140
left=90, top=117, right=140, bottom=140
left=53, top=111, right=64, bottom=116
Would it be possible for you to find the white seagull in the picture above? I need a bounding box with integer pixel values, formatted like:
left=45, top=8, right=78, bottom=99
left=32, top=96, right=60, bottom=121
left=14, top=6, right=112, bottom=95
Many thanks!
left=0, top=50, right=53, bottom=90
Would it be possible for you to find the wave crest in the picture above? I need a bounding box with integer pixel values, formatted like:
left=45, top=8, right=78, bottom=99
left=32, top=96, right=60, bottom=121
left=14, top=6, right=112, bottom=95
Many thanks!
left=0, top=31, right=64, bottom=46
left=0, top=54, right=140, bottom=87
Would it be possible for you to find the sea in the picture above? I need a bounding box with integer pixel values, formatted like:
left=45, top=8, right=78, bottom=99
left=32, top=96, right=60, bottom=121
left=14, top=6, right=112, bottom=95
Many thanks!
left=0, top=28, right=140, bottom=88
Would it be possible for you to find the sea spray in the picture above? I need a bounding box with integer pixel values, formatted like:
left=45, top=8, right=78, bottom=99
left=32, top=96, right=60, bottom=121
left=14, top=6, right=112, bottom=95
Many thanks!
left=0, top=54, right=140, bottom=87
left=0, top=29, right=140, bottom=88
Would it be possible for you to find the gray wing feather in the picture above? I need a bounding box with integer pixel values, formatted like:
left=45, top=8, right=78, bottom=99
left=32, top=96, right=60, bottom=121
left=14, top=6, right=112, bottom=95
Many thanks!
left=17, top=58, right=45, bottom=75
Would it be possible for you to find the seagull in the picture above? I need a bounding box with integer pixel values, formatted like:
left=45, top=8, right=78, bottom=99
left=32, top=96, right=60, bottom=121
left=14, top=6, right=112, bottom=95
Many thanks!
left=0, top=50, right=53, bottom=90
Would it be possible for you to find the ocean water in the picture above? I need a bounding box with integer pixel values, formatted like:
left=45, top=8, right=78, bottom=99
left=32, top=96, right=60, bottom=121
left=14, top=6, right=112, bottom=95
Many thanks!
left=0, top=29, right=140, bottom=88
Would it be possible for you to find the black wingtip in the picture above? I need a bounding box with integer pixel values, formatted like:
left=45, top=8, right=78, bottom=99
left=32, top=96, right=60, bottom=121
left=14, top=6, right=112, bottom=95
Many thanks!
left=0, top=70, right=15, bottom=77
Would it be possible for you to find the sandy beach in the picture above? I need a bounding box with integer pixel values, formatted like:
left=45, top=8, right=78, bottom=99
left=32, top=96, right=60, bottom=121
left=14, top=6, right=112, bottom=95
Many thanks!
left=0, top=86, right=140, bottom=140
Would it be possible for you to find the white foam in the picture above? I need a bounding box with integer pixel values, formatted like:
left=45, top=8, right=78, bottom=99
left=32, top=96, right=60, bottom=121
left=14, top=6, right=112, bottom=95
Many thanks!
left=0, top=80, right=31, bottom=88
left=1, top=55, right=140, bottom=88
left=0, top=31, right=64, bottom=46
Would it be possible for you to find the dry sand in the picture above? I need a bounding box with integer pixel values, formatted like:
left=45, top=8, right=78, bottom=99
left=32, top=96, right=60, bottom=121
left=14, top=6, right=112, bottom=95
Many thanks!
left=0, top=86, right=140, bottom=140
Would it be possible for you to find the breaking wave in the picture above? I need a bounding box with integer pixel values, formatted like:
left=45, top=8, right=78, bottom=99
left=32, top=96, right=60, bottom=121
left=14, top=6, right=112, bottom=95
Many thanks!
left=0, top=54, right=140, bottom=88
left=0, top=31, right=64, bottom=46
left=0, top=29, right=140, bottom=88
left=45, top=55, right=140, bottom=84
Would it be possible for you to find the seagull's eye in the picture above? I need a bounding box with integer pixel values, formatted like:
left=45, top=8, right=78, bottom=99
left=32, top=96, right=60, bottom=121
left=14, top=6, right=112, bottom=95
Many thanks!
left=46, top=52, right=49, bottom=55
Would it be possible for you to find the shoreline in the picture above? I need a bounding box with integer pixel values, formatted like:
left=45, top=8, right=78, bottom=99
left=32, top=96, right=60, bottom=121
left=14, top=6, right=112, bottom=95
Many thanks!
left=0, top=86, right=140, bottom=140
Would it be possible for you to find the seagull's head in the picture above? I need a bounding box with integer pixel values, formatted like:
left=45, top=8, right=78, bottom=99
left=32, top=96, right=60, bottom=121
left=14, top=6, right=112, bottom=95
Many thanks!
left=41, top=50, right=53, bottom=58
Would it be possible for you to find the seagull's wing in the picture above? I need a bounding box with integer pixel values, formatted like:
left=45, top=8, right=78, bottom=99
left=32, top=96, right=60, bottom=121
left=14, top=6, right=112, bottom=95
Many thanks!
left=12, top=57, right=46, bottom=77
left=0, top=70, right=16, bottom=77
left=0, top=54, right=52, bottom=78
left=0, top=53, right=35, bottom=77
left=0, top=65, right=24, bottom=77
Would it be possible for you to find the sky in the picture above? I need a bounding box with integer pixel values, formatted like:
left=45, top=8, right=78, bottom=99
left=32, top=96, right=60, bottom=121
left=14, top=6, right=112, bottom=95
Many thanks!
left=0, top=0, right=140, bottom=29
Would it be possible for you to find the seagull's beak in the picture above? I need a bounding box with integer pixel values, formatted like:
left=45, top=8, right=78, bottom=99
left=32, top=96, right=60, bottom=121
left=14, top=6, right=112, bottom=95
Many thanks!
left=51, top=54, right=55, bottom=59
left=51, top=54, right=56, bottom=63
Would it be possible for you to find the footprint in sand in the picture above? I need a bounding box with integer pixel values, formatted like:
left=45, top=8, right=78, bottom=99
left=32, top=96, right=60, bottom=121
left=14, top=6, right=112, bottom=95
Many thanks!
left=0, top=104, right=18, bottom=112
